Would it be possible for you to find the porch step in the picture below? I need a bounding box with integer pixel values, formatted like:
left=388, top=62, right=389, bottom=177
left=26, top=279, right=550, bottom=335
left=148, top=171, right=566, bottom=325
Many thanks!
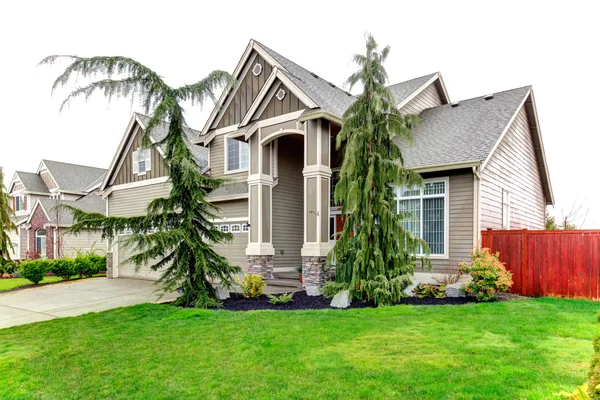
left=266, top=278, right=303, bottom=289
left=273, top=271, right=301, bottom=281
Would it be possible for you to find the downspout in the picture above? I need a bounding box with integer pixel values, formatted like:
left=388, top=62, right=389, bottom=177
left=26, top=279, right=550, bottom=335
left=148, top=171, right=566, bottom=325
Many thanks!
left=472, top=164, right=482, bottom=248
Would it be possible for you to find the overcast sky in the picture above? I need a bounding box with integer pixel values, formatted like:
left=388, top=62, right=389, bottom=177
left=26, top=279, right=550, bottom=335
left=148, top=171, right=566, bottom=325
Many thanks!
left=1, top=0, right=598, bottom=227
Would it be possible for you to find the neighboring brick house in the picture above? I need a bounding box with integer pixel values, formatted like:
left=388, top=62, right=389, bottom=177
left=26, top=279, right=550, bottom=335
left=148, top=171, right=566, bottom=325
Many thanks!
left=7, top=160, right=107, bottom=259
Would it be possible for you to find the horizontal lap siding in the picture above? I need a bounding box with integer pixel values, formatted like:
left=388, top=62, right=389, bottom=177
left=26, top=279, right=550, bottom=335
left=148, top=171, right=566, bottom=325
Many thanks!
left=19, top=228, right=27, bottom=259
left=428, top=172, right=474, bottom=273
left=209, top=135, right=248, bottom=180
left=272, top=136, right=304, bottom=268
left=400, top=83, right=443, bottom=115
left=480, top=106, right=545, bottom=230
left=108, top=183, right=171, bottom=217
left=211, top=199, right=249, bottom=270
left=62, top=230, right=106, bottom=257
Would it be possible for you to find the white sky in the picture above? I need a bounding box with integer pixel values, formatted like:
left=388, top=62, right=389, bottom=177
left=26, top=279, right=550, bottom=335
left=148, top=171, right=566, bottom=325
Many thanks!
left=1, top=0, right=598, bottom=227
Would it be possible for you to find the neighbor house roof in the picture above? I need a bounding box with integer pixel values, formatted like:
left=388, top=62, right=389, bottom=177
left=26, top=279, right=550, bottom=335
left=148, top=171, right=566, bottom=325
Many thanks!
left=13, top=171, right=49, bottom=193
left=29, top=193, right=106, bottom=227
left=41, top=160, right=107, bottom=193
left=396, top=86, right=532, bottom=170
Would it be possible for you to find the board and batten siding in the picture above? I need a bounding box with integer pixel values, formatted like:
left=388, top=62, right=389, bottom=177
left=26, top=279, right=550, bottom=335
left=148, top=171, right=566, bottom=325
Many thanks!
left=214, top=52, right=274, bottom=129
left=480, top=106, right=545, bottom=230
left=420, top=171, right=475, bottom=273
left=19, top=227, right=27, bottom=259
left=113, top=125, right=167, bottom=186
left=62, top=230, right=106, bottom=257
left=40, top=171, right=57, bottom=190
left=212, top=199, right=249, bottom=271
left=400, top=82, right=443, bottom=116
left=272, top=136, right=304, bottom=268
left=254, top=81, right=306, bottom=122
left=208, top=134, right=248, bottom=180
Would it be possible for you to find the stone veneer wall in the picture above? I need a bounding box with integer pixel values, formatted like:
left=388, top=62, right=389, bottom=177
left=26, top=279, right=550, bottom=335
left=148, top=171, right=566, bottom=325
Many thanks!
left=106, top=253, right=114, bottom=279
left=302, top=256, right=330, bottom=295
left=247, top=255, right=274, bottom=279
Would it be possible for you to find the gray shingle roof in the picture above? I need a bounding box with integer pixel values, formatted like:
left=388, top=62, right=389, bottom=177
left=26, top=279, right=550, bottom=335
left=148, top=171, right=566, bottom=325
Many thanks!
left=207, top=181, right=248, bottom=199
left=387, top=73, right=438, bottom=106
left=15, top=172, right=49, bottom=193
left=396, top=86, right=531, bottom=169
left=135, top=113, right=209, bottom=171
left=256, top=41, right=356, bottom=118
left=42, top=160, right=107, bottom=193
left=36, top=192, right=106, bottom=226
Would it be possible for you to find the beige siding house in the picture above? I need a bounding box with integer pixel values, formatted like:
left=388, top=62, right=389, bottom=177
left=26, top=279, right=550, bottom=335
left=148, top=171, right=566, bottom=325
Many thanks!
left=100, top=39, right=553, bottom=292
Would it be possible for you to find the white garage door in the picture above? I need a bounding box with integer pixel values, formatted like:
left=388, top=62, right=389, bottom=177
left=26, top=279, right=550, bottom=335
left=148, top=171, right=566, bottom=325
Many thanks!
left=115, top=236, right=163, bottom=280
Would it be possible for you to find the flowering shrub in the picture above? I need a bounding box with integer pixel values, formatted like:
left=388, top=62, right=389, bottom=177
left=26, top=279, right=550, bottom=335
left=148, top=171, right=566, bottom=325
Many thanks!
left=239, top=274, right=266, bottom=298
left=460, top=247, right=513, bottom=302
left=413, top=283, right=446, bottom=299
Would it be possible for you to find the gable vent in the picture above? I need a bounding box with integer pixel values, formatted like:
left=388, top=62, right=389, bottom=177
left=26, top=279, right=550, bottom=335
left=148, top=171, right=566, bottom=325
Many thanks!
left=252, top=63, right=263, bottom=76
left=310, top=72, right=319, bottom=79
left=328, top=81, right=336, bottom=88
left=276, top=88, right=286, bottom=101
left=484, top=94, right=494, bottom=100
left=450, top=102, right=460, bottom=108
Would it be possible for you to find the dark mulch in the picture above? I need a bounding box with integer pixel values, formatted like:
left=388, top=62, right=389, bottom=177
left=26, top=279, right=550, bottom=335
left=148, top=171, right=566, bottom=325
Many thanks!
left=217, top=291, right=479, bottom=311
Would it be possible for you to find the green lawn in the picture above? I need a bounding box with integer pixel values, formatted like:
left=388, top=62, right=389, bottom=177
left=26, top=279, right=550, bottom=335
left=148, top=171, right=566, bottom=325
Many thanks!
left=0, top=276, right=63, bottom=291
left=0, top=298, right=598, bottom=399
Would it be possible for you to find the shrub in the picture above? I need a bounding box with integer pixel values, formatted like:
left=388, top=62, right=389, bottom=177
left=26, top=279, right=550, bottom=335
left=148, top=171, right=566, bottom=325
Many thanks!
left=75, top=255, right=106, bottom=278
left=0, top=260, right=16, bottom=276
left=413, top=283, right=446, bottom=299
left=432, top=264, right=463, bottom=285
left=51, top=258, right=76, bottom=280
left=556, top=383, right=594, bottom=399
left=267, top=292, right=294, bottom=305
left=20, top=259, right=50, bottom=284
left=239, top=274, right=265, bottom=298
left=460, top=248, right=513, bottom=302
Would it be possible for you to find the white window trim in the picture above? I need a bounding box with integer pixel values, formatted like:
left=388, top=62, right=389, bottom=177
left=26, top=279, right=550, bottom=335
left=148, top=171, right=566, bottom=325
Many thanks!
left=230, top=224, right=241, bottom=233
left=242, top=223, right=250, bottom=233
left=133, top=148, right=151, bottom=177
left=224, top=137, right=249, bottom=174
left=13, top=194, right=25, bottom=212
left=220, top=224, right=230, bottom=233
left=396, top=177, right=450, bottom=259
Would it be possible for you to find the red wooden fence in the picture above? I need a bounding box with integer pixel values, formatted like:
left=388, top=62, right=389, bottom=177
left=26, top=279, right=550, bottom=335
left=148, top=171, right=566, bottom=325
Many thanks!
left=481, top=229, right=600, bottom=299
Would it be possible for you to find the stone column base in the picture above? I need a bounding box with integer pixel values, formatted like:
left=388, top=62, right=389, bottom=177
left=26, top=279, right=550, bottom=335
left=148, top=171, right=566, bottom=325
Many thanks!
left=247, top=255, right=274, bottom=279
left=106, top=253, right=114, bottom=279
left=302, top=256, right=329, bottom=296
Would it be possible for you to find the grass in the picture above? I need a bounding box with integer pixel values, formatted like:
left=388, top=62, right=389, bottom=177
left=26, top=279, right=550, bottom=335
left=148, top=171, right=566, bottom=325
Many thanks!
left=0, top=276, right=63, bottom=291
left=0, top=298, right=598, bottom=399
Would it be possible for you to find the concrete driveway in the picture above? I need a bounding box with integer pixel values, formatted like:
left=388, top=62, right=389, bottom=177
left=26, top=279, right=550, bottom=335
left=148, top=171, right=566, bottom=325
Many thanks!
left=0, top=278, right=177, bottom=329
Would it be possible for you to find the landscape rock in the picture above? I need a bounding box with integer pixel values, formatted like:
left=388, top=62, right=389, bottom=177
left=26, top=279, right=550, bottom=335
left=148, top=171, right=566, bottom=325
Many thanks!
left=305, top=285, right=322, bottom=297
left=215, top=285, right=231, bottom=300
left=330, top=290, right=352, bottom=308
left=445, top=282, right=466, bottom=298
left=404, top=281, right=419, bottom=297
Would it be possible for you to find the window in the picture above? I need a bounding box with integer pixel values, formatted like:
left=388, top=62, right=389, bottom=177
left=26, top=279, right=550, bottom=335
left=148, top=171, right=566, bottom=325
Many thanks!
left=396, top=179, right=448, bottom=256
left=220, top=225, right=230, bottom=233
left=330, top=170, right=340, bottom=207
left=242, top=223, right=250, bottom=233
left=35, top=229, right=47, bottom=259
left=13, top=195, right=24, bottom=212
left=230, top=224, right=241, bottom=233
left=133, top=148, right=151, bottom=176
left=226, top=138, right=249, bottom=172
left=502, top=190, right=511, bottom=229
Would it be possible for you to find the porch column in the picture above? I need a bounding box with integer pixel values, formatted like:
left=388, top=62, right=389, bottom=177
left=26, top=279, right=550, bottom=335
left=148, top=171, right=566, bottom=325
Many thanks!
left=246, top=133, right=275, bottom=279
left=301, top=118, right=332, bottom=294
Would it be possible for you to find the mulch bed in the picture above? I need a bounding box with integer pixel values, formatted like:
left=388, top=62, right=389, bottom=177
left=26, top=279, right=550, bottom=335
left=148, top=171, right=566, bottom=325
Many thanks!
left=217, top=291, right=479, bottom=311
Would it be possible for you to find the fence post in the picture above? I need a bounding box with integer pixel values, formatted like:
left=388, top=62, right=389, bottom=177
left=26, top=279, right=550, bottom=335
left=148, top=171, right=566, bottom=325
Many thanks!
left=522, top=229, right=528, bottom=296
left=481, top=229, right=488, bottom=248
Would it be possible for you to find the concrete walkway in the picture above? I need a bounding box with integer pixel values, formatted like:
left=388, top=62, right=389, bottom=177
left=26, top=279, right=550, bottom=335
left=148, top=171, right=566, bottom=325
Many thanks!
left=0, top=278, right=177, bottom=329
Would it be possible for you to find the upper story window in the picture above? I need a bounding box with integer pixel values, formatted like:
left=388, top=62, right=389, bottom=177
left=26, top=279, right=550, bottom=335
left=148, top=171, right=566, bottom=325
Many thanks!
left=330, top=170, right=340, bottom=207
left=133, top=148, right=151, bottom=176
left=13, top=195, right=25, bottom=212
left=226, top=138, right=249, bottom=173
left=395, top=178, right=449, bottom=257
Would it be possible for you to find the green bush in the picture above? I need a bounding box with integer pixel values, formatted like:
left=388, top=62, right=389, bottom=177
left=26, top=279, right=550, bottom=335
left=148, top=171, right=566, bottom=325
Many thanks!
left=267, top=292, right=294, bottom=305
left=51, top=258, right=76, bottom=280
left=413, top=283, right=446, bottom=299
left=459, top=248, right=513, bottom=302
left=74, top=255, right=106, bottom=278
left=0, top=260, right=16, bottom=275
left=19, top=259, right=50, bottom=284
left=239, top=274, right=265, bottom=298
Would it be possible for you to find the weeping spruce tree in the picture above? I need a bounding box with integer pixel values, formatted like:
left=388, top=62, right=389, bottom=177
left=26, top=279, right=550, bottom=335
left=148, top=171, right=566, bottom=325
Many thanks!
left=325, top=35, right=427, bottom=305
left=0, top=167, right=17, bottom=272
left=41, top=55, right=240, bottom=307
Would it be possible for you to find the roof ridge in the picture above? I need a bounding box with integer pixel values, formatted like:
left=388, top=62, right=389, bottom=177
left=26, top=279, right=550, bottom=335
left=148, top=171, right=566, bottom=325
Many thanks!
left=41, top=159, right=107, bottom=171
left=387, top=72, right=438, bottom=89
left=447, top=85, right=531, bottom=105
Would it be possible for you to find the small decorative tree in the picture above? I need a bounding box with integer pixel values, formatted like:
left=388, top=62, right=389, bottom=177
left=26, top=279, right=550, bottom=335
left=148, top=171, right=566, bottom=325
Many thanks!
left=0, top=167, right=17, bottom=274
left=325, top=35, right=426, bottom=305
left=41, top=55, right=239, bottom=307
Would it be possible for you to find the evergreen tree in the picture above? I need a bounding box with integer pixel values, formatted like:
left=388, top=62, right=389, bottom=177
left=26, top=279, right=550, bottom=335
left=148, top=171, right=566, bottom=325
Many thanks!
left=40, top=55, right=239, bottom=307
left=0, top=167, right=17, bottom=272
left=326, top=35, right=426, bottom=305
